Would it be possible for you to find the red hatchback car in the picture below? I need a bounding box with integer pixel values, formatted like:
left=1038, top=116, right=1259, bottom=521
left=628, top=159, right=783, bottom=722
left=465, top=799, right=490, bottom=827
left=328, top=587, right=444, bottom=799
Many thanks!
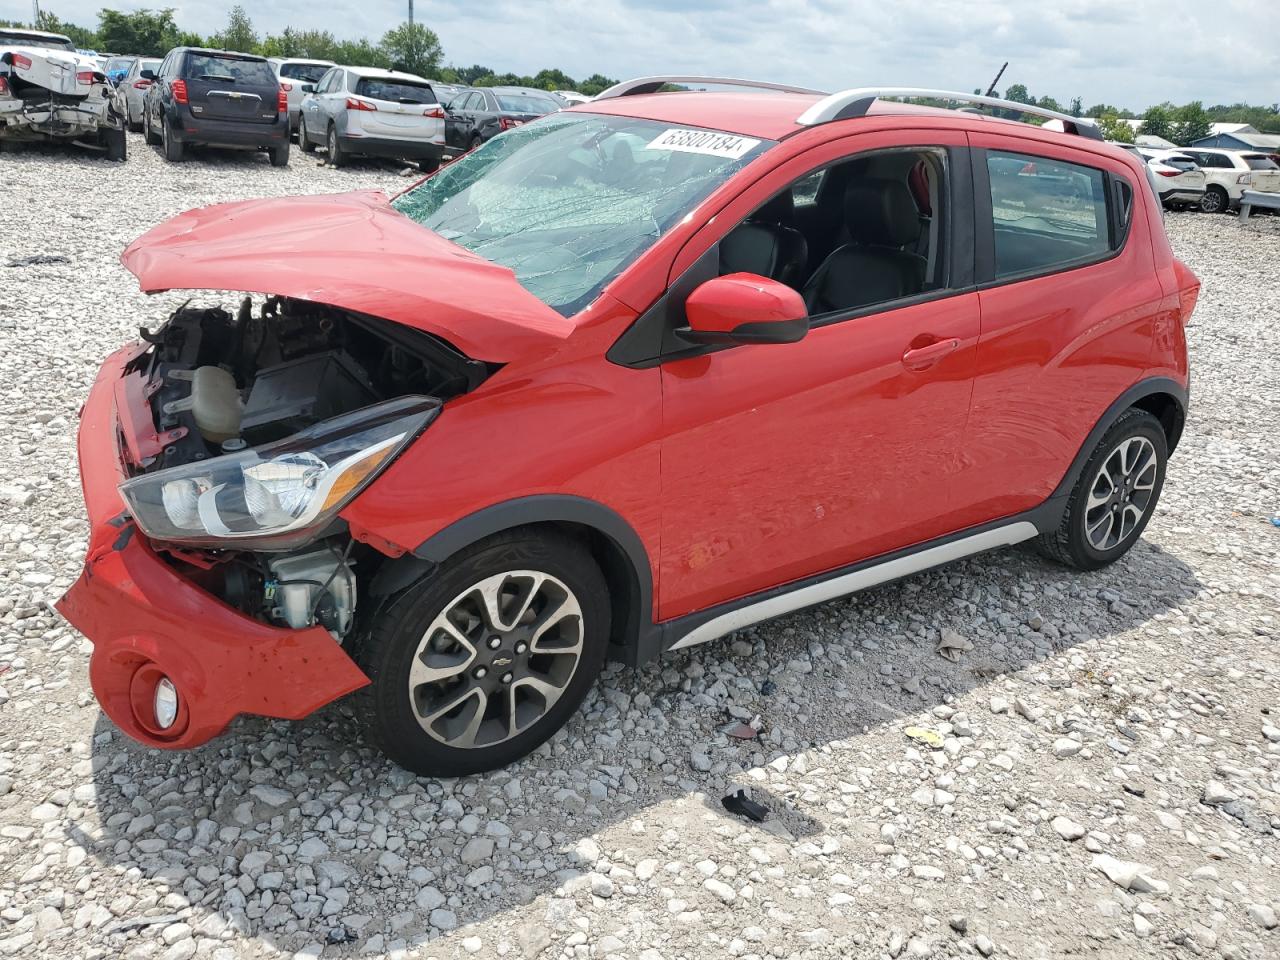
left=58, top=78, right=1197, bottom=776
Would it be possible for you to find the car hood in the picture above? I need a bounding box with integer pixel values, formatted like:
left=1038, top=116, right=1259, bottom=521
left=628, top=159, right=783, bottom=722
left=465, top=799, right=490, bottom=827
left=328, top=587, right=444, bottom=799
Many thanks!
left=120, top=190, right=577, bottom=363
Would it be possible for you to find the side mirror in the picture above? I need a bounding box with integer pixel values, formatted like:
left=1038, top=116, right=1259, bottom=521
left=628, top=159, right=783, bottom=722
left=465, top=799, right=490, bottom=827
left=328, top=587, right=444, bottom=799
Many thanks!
left=301, top=83, right=315, bottom=93
left=679, top=273, right=809, bottom=346
left=140, top=69, right=156, bottom=81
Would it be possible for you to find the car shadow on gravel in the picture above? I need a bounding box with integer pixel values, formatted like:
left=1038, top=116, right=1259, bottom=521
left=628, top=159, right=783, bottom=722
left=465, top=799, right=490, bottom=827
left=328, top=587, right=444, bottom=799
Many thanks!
left=84, top=536, right=1201, bottom=953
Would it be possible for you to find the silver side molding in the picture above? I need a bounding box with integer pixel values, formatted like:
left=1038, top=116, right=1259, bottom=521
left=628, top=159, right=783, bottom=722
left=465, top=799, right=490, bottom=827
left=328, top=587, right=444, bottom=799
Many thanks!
left=667, top=521, right=1040, bottom=651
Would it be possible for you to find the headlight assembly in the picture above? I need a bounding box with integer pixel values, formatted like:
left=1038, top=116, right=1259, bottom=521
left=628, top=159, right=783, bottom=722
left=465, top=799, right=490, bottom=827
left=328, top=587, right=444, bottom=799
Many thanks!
left=119, top=396, right=440, bottom=549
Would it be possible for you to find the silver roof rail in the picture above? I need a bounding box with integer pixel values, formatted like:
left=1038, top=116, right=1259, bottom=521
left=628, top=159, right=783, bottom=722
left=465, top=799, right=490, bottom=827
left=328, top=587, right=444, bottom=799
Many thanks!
left=797, top=87, right=1103, bottom=141
left=594, top=75, right=827, bottom=100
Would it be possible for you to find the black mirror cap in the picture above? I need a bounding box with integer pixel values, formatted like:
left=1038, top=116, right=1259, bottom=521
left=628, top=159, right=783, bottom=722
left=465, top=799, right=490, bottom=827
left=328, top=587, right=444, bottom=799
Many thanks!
left=676, top=316, right=809, bottom=346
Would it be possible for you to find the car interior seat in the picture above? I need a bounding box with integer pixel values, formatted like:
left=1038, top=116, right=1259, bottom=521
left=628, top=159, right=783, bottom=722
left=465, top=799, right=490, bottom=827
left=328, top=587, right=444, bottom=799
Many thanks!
left=719, top=191, right=809, bottom=289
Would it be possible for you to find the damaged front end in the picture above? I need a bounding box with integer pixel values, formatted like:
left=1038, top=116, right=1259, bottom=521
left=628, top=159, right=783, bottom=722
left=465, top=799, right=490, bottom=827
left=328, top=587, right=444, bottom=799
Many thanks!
left=57, top=294, right=490, bottom=747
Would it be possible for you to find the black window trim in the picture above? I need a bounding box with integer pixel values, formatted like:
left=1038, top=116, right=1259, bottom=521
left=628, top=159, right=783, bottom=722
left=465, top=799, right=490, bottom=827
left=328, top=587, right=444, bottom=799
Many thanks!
left=972, top=146, right=1133, bottom=288
left=608, top=143, right=977, bottom=369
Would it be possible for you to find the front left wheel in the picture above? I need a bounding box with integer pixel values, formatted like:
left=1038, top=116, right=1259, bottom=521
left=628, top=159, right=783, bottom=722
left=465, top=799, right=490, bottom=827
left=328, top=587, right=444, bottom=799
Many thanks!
left=356, top=531, right=610, bottom=776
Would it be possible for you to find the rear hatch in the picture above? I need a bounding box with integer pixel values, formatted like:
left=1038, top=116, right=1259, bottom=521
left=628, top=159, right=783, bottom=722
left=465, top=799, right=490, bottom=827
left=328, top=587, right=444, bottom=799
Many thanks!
left=351, top=76, right=442, bottom=141
left=1242, top=154, right=1280, bottom=194
left=1, top=41, right=92, bottom=97
left=184, top=51, right=279, bottom=124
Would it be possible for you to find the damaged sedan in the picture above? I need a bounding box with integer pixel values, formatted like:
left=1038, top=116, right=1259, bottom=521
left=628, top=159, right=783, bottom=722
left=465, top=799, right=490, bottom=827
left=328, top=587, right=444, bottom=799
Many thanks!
left=60, top=80, right=1194, bottom=776
left=0, top=28, right=127, bottom=159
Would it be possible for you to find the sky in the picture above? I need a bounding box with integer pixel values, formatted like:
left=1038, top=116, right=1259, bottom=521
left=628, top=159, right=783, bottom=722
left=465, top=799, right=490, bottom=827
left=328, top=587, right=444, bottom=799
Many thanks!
left=5, top=0, right=1276, bottom=111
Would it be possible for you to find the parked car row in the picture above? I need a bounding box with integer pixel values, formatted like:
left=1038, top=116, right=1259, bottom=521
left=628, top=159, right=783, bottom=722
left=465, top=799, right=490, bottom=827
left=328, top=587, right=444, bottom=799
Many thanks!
left=1119, top=143, right=1280, bottom=214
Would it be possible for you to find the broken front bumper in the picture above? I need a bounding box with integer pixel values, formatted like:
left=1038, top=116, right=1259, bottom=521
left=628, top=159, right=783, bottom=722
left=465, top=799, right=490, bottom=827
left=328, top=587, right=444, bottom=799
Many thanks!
left=55, top=345, right=370, bottom=750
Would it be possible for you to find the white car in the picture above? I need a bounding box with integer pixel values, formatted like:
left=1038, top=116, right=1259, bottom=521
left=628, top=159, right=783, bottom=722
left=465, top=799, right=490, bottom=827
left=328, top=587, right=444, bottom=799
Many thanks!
left=298, top=66, right=446, bottom=171
left=0, top=28, right=127, bottom=159
left=1180, top=147, right=1280, bottom=213
left=119, top=56, right=161, bottom=131
left=267, top=56, right=334, bottom=132
left=1137, top=149, right=1206, bottom=209
left=553, top=89, right=591, bottom=105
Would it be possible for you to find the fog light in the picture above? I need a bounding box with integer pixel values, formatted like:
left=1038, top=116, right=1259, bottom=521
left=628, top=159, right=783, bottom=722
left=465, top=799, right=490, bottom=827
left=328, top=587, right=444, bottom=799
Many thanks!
left=153, top=678, right=179, bottom=729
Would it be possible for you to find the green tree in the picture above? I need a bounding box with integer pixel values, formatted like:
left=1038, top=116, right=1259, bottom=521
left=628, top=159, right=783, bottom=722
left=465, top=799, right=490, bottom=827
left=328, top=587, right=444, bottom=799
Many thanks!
left=1138, top=104, right=1175, bottom=141
left=1003, top=83, right=1032, bottom=104
left=1171, top=101, right=1211, bottom=144
left=531, top=67, right=575, bottom=91
left=1036, top=94, right=1062, bottom=112
left=32, top=10, right=99, bottom=48
left=214, top=4, right=258, bottom=53
left=96, top=8, right=181, bottom=55
left=379, top=22, right=442, bottom=76
left=577, top=73, right=617, bottom=96
left=1097, top=114, right=1134, bottom=143
left=454, top=64, right=495, bottom=85
left=332, top=38, right=390, bottom=68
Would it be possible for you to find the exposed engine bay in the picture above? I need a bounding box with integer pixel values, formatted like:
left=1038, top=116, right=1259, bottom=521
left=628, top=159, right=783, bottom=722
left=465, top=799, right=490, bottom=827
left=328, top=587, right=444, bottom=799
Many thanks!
left=125, top=295, right=491, bottom=640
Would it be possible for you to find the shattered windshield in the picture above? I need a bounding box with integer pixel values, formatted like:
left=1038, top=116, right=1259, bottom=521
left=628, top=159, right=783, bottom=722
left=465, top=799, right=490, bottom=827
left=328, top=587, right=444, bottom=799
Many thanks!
left=392, top=113, right=774, bottom=314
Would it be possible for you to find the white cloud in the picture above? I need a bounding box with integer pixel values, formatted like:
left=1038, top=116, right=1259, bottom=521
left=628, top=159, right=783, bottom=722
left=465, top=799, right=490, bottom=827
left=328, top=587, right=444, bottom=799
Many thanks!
left=5, top=0, right=1275, bottom=108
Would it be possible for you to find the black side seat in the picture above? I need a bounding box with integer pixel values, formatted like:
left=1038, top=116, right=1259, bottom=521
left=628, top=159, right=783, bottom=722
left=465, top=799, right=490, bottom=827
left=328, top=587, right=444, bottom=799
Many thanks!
left=719, top=192, right=808, bottom=289
left=802, top=179, right=926, bottom=315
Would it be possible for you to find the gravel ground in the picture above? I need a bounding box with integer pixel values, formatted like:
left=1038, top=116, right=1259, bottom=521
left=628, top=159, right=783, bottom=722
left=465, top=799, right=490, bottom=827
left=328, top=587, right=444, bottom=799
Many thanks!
left=1, top=134, right=1279, bottom=960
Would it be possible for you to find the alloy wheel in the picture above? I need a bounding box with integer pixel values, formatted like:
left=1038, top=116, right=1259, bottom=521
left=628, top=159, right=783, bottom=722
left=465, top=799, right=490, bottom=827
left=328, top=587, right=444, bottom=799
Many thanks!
left=408, top=570, right=584, bottom=749
left=1083, top=436, right=1157, bottom=551
left=1201, top=190, right=1224, bottom=213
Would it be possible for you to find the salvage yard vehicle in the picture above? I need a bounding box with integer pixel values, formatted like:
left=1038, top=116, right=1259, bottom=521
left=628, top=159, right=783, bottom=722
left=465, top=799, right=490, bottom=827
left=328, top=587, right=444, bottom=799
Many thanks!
left=443, top=85, right=561, bottom=153
left=266, top=56, right=334, bottom=132
left=59, top=77, right=1196, bottom=777
left=298, top=65, right=447, bottom=170
left=0, top=28, right=127, bottom=160
left=1181, top=147, right=1280, bottom=213
left=120, top=57, right=161, bottom=131
left=1137, top=148, right=1206, bottom=209
left=142, top=47, right=290, bottom=166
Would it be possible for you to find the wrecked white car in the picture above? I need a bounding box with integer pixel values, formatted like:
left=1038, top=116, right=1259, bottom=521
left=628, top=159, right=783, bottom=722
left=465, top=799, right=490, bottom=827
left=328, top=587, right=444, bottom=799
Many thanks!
left=0, top=28, right=126, bottom=160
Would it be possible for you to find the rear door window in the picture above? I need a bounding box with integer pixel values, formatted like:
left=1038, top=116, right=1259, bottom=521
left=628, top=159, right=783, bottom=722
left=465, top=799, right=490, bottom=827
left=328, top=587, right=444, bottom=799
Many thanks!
left=280, top=62, right=329, bottom=83
left=355, top=78, right=436, bottom=104
left=985, top=150, right=1111, bottom=280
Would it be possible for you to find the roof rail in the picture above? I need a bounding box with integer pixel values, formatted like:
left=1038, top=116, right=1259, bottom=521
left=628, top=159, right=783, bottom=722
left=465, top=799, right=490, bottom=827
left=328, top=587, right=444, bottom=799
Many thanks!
left=796, top=88, right=1103, bottom=141
left=594, top=75, right=826, bottom=100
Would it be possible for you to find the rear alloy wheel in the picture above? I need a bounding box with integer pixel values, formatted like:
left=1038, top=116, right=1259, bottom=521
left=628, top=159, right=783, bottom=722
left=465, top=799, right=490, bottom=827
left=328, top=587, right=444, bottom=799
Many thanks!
left=327, top=124, right=347, bottom=168
left=161, top=115, right=183, bottom=162
left=1200, top=185, right=1228, bottom=214
left=1035, top=409, right=1167, bottom=570
left=356, top=531, right=609, bottom=776
left=298, top=116, right=315, bottom=153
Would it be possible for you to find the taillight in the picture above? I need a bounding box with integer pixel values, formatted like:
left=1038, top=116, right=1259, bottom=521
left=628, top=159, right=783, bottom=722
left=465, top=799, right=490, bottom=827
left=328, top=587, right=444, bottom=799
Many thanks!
left=76, top=70, right=96, bottom=85
left=1236, top=173, right=1252, bottom=185
left=277, top=87, right=287, bottom=112
left=173, top=79, right=188, bottom=104
left=345, top=97, right=377, bottom=112
left=1157, top=169, right=1181, bottom=178
left=498, top=116, right=519, bottom=131
left=12, top=53, right=32, bottom=70
left=424, top=106, right=445, bottom=119
left=133, top=79, right=151, bottom=89
left=280, top=82, right=292, bottom=92
left=0, top=76, right=8, bottom=97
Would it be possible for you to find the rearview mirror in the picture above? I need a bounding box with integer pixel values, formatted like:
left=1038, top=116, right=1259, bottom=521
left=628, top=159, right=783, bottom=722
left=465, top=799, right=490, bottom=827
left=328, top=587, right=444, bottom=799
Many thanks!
left=140, top=69, right=157, bottom=81
left=301, top=83, right=315, bottom=93
left=679, top=273, right=809, bottom=346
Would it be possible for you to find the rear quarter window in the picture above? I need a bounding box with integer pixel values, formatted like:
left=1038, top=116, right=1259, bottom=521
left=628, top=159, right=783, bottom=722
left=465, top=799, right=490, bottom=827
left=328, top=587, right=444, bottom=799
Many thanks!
left=494, top=93, right=558, bottom=114
left=985, top=150, right=1112, bottom=280
left=280, top=62, right=329, bottom=83
left=1243, top=155, right=1279, bottom=170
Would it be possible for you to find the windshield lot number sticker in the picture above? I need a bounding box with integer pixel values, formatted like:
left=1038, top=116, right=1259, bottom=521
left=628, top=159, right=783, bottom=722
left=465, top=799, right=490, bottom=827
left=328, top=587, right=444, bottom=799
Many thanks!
left=646, top=128, right=761, bottom=159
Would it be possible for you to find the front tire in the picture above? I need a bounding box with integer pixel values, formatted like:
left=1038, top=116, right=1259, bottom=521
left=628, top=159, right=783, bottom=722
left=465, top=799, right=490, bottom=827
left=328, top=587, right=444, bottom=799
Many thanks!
left=1200, top=185, right=1228, bottom=214
left=1035, top=408, right=1167, bottom=570
left=356, top=531, right=610, bottom=777
left=298, top=116, right=315, bottom=153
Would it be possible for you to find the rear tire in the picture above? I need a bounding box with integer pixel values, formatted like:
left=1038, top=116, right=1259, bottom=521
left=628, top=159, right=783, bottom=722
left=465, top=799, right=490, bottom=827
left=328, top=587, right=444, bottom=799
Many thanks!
left=127, top=102, right=142, bottom=133
left=419, top=157, right=440, bottom=174
left=161, top=115, right=183, bottom=162
left=354, top=530, right=610, bottom=777
left=102, top=126, right=127, bottom=162
left=269, top=141, right=290, bottom=167
left=1035, top=409, right=1167, bottom=571
left=298, top=117, right=315, bottom=153
left=1199, top=185, right=1228, bottom=214
left=327, top=124, right=346, bottom=168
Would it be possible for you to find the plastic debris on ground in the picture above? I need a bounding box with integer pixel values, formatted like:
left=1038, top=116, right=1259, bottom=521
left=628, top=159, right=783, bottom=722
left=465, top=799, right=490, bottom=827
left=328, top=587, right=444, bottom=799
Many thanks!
left=904, top=726, right=945, bottom=749
left=6, top=254, right=70, bottom=268
left=936, top=628, right=974, bottom=663
left=722, top=788, right=769, bottom=822
left=720, top=714, right=764, bottom=740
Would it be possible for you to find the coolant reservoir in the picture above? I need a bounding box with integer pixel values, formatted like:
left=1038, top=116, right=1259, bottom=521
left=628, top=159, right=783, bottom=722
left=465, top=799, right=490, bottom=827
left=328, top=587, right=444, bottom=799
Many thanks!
left=191, top=366, right=243, bottom=444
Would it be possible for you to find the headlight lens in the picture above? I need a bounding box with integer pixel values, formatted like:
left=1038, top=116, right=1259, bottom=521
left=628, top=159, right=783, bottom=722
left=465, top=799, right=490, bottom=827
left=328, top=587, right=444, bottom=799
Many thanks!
left=119, top=396, right=439, bottom=549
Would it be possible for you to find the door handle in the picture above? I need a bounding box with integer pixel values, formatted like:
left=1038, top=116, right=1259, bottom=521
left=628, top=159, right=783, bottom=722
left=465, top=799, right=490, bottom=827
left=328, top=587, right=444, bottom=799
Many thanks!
left=902, top=338, right=960, bottom=370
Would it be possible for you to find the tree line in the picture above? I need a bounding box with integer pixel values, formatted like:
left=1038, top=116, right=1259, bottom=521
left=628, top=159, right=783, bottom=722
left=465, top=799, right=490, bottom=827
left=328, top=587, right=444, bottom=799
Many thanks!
left=4, top=6, right=619, bottom=95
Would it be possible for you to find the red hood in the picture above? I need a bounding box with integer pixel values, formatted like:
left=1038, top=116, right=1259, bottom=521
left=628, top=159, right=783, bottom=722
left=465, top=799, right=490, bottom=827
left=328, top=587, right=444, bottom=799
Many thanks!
left=120, top=190, right=576, bottom=363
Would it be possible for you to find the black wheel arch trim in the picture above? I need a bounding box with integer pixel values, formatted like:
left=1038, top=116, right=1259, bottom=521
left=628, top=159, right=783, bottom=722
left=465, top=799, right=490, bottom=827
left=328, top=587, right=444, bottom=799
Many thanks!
left=409, top=495, right=660, bottom=666
left=1048, top=375, right=1187, bottom=503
